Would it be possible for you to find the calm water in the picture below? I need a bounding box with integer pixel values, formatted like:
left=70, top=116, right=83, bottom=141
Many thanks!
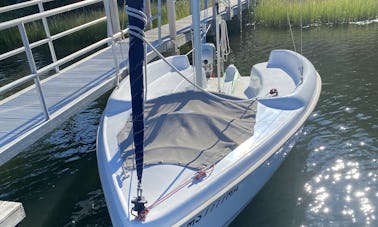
left=0, top=22, right=377, bottom=226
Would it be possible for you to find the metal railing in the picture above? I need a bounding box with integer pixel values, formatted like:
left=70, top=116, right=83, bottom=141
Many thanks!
left=0, top=0, right=122, bottom=120
left=0, top=0, right=168, bottom=121
left=151, top=0, right=162, bottom=44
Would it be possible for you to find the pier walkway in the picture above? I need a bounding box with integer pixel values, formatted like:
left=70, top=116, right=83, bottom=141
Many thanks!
left=0, top=200, right=25, bottom=227
left=0, top=0, right=251, bottom=166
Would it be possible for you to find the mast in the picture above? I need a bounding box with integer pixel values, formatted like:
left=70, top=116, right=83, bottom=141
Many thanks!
left=126, top=0, right=148, bottom=219
left=191, top=0, right=204, bottom=88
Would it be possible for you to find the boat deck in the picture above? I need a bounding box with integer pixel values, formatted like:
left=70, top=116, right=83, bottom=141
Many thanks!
left=0, top=0, right=250, bottom=165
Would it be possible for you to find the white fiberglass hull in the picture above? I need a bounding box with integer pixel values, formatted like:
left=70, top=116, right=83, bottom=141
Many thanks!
left=179, top=128, right=303, bottom=227
left=97, top=50, right=321, bottom=226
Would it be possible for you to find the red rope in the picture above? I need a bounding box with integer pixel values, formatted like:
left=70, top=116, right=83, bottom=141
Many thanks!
left=132, top=165, right=215, bottom=221
left=147, top=165, right=215, bottom=210
left=131, top=208, right=149, bottom=221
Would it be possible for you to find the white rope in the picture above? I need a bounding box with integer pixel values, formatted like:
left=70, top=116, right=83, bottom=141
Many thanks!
left=220, top=19, right=231, bottom=62
left=125, top=5, right=148, bottom=100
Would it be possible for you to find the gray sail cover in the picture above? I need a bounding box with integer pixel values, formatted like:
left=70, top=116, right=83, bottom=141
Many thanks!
left=118, top=90, right=257, bottom=169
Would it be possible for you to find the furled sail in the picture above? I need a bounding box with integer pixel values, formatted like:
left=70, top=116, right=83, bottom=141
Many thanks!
left=127, top=0, right=145, bottom=185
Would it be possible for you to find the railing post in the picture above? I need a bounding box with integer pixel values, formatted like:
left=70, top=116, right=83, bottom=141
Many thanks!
left=191, top=0, right=204, bottom=88
left=215, top=15, right=222, bottom=92
left=110, top=0, right=121, bottom=35
left=202, top=0, right=208, bottom=43
left=226, top=1, right=231, bottom=20
left=157, top=0, right=162, bottom=44
left=212, top=0, right=218, bottom=37
left=103, top=0, right=121, bottom=38
left=167, top=0, right=178, bottom=54
left=18, top=23, right=50, bottom=120
left=144, top=0, right=153, bottom=29
left=38, top=2, right=59, bottom=73
left=104, top=0, right=121, bottom=80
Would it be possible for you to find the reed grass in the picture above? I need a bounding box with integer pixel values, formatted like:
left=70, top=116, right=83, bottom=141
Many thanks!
left=255, top=0, right=378, bottom=27
left=0, top=9, right=107, bottom=52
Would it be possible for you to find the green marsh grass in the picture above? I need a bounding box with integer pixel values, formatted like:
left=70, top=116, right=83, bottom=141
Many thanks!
left=255, top=0, right=378, bottom=27
left=0, top=9, right=107, bottom=53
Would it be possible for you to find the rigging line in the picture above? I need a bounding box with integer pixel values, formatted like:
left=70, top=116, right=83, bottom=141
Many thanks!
left=114, top=1, right=130, bottom=87
left=129, top=28, right=258, bottom=104
left=287, top=12, right=296, bottom=52
left=203, top=0, right=209, bottom=37
left=286, top=10, right=304, bottom=77
left=300, top=0, right=303, bottom=54
left=186, top=24, right=212, bottom=56
left=202, top=23, right=212, bottom=43
left=147, top=165, right=215, bottom=210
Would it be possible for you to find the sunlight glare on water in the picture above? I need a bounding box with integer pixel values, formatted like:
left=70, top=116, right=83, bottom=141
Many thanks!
left=230, top=22, right=377, bottom=227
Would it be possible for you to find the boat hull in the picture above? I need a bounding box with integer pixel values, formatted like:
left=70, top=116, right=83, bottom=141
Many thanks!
left=97, top=51, right=322, bottom=226
left=180, top=128, right=302, bottom=227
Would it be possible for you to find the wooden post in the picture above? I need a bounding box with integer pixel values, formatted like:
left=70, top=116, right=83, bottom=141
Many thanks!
left=167, top=0, right=178, bottom=54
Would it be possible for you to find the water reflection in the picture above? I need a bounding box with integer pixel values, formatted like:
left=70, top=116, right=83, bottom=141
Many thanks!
left=304, top=157, right=377, bottom=225
left=231, top=22, right=377, bottom=227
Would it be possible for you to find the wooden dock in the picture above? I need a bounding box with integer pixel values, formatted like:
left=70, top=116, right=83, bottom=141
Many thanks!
left=0, top=0, right=250, bottom=166
left=0, top=201, right=25, bottom=227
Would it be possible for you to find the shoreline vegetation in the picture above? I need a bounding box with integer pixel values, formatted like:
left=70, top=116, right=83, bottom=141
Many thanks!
left=255, top=0, right=378, bottom=27
left=1, top=0, right=378, bottom=50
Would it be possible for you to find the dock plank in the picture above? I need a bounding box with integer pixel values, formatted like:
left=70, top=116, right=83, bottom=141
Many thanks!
left=0, top=201, right=25, bottom=227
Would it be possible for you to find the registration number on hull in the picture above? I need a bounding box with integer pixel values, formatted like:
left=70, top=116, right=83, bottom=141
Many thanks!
left=185, top=185, right=239, bottom=226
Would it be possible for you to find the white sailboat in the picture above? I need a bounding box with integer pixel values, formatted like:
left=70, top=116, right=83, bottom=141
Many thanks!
left=96, top=1, right=321, bottom=226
